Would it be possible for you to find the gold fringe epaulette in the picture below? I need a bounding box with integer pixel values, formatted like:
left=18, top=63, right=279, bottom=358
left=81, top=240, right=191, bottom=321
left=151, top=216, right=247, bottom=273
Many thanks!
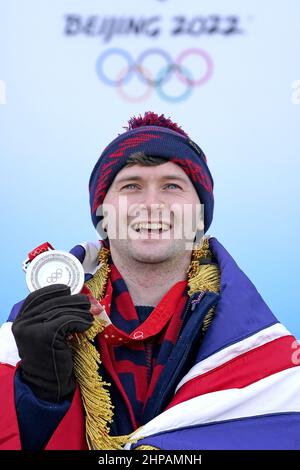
left=187, top=237, right=220, bottom=334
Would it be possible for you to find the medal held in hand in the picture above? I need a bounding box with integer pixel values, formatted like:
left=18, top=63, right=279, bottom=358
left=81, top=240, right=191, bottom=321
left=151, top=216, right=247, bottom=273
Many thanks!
left=22, top=242, right=85, bottom=294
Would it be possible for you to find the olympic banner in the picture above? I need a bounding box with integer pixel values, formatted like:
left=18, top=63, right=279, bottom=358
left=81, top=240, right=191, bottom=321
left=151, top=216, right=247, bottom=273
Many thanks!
left=0, top=0, right=299, bottom=337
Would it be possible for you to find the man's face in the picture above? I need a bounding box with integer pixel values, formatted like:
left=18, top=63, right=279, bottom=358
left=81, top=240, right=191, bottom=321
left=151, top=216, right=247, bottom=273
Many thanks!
left=101, top=161, right=203, bottom=263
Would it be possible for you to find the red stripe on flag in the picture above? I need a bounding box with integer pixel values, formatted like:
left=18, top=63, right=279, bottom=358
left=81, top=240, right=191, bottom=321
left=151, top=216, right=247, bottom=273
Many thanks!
left=166, top=335, right=298, bottom=410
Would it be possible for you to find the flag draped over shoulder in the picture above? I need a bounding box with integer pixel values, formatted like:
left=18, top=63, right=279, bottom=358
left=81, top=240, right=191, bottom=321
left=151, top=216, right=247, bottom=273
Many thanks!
left=125, top=238, right=300, bottom=449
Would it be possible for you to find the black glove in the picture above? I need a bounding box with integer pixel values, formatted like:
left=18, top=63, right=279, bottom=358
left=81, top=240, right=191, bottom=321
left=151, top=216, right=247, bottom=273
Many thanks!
left=12, top=284, right=93, bottom=403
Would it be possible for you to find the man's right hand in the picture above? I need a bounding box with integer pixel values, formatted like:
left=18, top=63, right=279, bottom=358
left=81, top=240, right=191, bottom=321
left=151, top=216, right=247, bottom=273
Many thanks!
left=12, top=284, right=93, bottom=403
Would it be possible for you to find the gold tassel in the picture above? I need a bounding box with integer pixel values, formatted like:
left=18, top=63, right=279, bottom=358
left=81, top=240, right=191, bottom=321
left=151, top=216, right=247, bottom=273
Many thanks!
left=134, top=445, right=160, bottom=450
left=84, top=246, right=110, bottom=301
left=71, top=316, right=135, bottom=449
left=72, top=236, right=220, bottom=450
left=187, top=237, right=220, bottom=334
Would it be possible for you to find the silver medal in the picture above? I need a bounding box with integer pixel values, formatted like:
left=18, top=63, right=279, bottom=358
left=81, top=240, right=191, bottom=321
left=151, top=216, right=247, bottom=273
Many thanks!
left=25, top=250, right=85, bottom=294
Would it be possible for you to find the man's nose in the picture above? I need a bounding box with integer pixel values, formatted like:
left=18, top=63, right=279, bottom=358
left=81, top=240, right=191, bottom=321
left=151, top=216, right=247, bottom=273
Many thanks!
left=128, top=187, right=168, bottom=219
left=143, top=187, right=163, bottom=208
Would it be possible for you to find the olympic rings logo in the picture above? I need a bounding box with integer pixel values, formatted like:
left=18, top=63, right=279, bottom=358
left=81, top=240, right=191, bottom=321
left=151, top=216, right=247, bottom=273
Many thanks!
left=46, top=268, right=63, bottom=284
left=95, top=48, right=213, bottom=103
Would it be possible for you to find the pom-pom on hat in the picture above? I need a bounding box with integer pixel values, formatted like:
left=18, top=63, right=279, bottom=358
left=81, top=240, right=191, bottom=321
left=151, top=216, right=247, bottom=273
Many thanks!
left=89, top=112, right=214, bottom=233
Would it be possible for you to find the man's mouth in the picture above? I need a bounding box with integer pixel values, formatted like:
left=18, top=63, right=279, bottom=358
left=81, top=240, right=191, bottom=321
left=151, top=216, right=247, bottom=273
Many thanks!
left=131, top=222, right=172, bottom=233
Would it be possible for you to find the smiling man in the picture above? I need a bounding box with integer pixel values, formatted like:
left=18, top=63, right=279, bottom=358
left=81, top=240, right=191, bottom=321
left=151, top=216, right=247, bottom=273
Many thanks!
left=0, top=112, right=300, bottom=451
left=101, top=156, right=204, bottom=306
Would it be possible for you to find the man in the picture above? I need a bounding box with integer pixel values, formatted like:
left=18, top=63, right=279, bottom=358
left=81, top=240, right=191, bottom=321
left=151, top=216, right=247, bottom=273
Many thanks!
left=0, top=112, right=299, bottom=450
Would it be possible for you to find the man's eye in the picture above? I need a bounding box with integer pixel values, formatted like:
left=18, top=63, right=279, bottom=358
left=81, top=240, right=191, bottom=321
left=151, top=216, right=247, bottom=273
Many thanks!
left=121, top=184, right=138, bottom=190
left=165, top=183, right=181, bottom=189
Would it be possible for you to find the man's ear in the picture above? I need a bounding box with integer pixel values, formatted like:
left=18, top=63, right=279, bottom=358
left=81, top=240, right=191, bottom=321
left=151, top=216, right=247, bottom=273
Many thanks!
left=96, top=216, right=108, bottom=240
left=197, top=218, right=204, bottom=232
left=195, top=204, right=204, bottom=233
left=194, top=213, right=205, bottom=244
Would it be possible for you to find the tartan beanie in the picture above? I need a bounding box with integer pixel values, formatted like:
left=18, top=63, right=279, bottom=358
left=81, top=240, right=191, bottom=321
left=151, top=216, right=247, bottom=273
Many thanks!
left=89, top=112, right=214, bottom=233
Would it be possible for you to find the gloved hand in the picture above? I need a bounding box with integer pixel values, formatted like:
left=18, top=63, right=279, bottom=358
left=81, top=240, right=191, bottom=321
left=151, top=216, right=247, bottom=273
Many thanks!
left=12, top=284, right=93, bottom=403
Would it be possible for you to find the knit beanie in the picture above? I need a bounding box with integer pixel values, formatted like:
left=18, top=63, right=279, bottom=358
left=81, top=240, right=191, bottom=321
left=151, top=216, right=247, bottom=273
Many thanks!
left=89, top=112, right=214, bottom=233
